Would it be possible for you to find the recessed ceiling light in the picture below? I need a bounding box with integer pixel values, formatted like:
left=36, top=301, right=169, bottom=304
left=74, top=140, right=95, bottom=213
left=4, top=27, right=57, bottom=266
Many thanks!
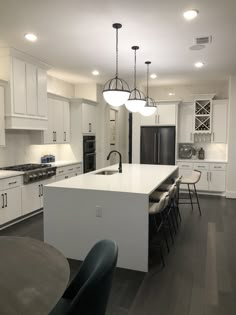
left=92, top=70, right=99, bottom=76
left=194, top=61, right=205, bottom=68
left=24, top=33, right=38, bottom=42
left=150, top=73, right=157, bottom=79
left=183, top=9, right=199, bottom=20
left=168, top=92, right=175, bottom=96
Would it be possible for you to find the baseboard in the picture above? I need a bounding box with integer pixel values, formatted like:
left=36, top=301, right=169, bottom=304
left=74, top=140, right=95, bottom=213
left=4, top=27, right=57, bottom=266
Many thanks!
left=225, top=191, right=236, bottom=199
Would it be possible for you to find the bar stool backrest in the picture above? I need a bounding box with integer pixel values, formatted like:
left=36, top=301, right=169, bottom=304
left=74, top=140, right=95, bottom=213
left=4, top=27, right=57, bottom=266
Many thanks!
left=192, top=170, right=201, bottom=184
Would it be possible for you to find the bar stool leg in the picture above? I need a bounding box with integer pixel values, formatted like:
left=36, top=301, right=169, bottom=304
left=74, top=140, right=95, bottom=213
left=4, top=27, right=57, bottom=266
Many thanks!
left=188, top=184, right=194, bottom=211
left=164, top=210, right=174, bottom=244
left=193, top=184, right=202, bottom=216
left=160, top=213, right=170, bottom=253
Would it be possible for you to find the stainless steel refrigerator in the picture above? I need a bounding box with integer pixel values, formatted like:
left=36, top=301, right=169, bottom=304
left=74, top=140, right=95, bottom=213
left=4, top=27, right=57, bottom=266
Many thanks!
left=140, top=126, right=176, bottom=165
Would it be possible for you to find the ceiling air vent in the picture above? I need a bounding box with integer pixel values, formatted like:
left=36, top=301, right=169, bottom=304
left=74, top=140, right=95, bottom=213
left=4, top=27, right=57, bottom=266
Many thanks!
left=195, top=36, right=212, bottom=45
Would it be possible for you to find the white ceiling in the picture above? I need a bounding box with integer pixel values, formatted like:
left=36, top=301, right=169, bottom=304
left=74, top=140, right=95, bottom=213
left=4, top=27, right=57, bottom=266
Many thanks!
left=0, top=0, right=235, bottom=86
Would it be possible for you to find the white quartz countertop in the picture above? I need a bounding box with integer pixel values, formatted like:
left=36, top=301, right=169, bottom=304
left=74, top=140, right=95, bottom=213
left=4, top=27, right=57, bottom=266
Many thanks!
left=0, top=170, right=24, bottom=179
left=47, top=161, right=82, bottom=167
left=46, top=163, right=178, bottom=194
left=176, top=159, right=227, bottom=163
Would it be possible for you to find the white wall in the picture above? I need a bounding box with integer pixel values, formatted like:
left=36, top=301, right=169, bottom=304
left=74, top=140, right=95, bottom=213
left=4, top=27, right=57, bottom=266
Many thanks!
left=74, top=83, right=97, bottom=102
left=148, top=80, right=228, bottom=102
left=226, top=76, right=236, bottom=198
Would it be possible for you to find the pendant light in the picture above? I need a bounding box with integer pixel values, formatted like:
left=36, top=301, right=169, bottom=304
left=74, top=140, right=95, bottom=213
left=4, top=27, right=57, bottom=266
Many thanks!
left=103, top=23, right=130, bottom=107
left=125, top=46, right=146, bottom=113
left=139, top=61, right=157, bottom=116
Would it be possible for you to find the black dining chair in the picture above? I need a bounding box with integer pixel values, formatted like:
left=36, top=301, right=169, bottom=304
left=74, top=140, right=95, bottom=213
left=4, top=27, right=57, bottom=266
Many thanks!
left=49, top=239, right=118, bottom=315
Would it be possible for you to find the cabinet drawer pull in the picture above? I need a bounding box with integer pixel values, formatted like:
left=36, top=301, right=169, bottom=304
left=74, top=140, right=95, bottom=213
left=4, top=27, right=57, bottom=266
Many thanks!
left=8, top=181, right=17, bottom=185
left=1, top=194, right=4, bottom=208
left=214, top=166, right=222, bottom=169
left=197, top=166, right=206, bottom=168
left=65, top=176, right=68, bottom=179
left=64, top=131, right=66, bottom=141
left=68, top=168, right=73, bottom=171
left=38, top=184, right=41, bottom=197
left=4, top=193, right=7, bottom=208
left=58, top=170, right=64, bottom=174
left=41, top=184, right=43, bottom=197
left=182, top=165, right=190, bottom=167
left=89, top=123, right=92, bottom=132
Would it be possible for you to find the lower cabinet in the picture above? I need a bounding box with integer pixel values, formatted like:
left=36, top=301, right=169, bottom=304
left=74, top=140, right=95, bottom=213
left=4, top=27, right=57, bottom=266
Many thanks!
left=21, top=178, right=55, bottom=215
left=177, top=161, right=226, bottom=192
left=0, top=186, right=22, bottom=224
left=0, top=176, right=23, bottom=225
left=55, top=163, right=82, bottom=182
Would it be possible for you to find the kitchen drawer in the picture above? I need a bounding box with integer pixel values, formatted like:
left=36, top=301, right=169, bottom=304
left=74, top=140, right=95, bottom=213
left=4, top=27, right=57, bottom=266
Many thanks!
left=65, top=166, right=75, bottom=173
left=210, top=163, right=226, bottom=171
left=193, top=163, right=209, bottom=171
left=74, top=164, right=82, bottom=172
left=56, top=166, right=66, bottom=176
left=177, top=162, right=193, bottom=169
left=2, top=176, right=22, bottom=190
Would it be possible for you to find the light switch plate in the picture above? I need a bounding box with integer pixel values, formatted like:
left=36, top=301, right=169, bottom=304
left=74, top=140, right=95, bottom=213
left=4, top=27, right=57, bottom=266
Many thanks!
left=96, top=205, right=102, bottom=217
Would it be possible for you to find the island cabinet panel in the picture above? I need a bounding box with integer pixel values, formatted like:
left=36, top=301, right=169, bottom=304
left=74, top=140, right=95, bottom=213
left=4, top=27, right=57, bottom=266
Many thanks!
left=44, top=164, right=178, bottom=272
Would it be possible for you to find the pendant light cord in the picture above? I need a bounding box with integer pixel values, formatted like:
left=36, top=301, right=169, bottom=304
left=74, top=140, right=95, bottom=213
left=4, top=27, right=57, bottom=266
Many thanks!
left=134, top=49, right=137, bottom=90
left=116, top=27, right=119, bottom=79
left=146, top=63, right=149, bottom=98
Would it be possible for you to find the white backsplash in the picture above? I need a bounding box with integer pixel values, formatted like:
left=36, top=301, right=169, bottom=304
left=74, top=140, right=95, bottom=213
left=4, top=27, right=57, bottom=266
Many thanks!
left=0, top=130, right=76, bottom=167
left=192, top=141, right=227, bottom=161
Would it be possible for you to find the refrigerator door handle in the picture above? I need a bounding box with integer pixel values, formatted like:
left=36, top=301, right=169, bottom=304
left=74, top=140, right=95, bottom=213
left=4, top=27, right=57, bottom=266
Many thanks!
left=154, top=133, right=157, bottom=163
left=158, top=133, right=161, bottom=164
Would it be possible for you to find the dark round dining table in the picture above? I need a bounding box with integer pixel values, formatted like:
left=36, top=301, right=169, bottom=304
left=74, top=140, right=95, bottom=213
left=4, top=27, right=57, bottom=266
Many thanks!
left=0, top=236, right=70, bottom=315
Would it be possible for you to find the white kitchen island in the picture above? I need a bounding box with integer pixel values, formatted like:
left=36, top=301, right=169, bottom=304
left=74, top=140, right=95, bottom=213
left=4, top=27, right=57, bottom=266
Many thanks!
left=44, top=163, right=178, bottom=272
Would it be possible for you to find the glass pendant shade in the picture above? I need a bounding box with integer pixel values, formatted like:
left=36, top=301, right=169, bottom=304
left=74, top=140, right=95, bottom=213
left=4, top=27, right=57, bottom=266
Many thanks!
left=139, top=97, right=157, bottom=116
left=125, top=88, right=146, bottom=112
left=103, top=76, right=130, bottom=107
left=103, top=23, right=130, bottom=107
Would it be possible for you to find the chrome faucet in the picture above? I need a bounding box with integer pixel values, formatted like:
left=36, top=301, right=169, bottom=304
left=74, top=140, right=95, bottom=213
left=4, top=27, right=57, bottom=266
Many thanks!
left=107, top=150, right=122, bottom=173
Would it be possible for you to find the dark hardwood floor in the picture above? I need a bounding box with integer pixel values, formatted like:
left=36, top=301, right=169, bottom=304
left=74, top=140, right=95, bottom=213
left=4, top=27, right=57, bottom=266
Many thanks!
left=0, top=195, right=236, bottom=315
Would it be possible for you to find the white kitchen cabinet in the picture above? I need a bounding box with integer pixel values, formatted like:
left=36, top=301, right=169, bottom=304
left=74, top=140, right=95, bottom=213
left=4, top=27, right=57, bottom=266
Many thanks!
left=63, top=101, right=71, bottom=143
left=0, top=176, right=22, bottom=225
left=140, top=104, right=176, bottom=126
left=21, top=178, right=55, bottom=215
left=41, top=97, right=70, bottom=144
left=0, top=48, right=49, bottom=130
left=178, top=102, right=194, bottom=143
left=209, top=171, right=226, bottom=192
left=37, top=68, right=47, bottom=118
left=26, top=63, right=37, bottom=116
left=55, top=163, right=82, bottom=182
left=12, top=57, right=27, bottom=115
left=177, top=161, right=227, bottom=193
left=212, top=100, right=228, bottom=143
left=0, top=86, right=5, bottom=146
left=82, top=103, right=97, bottom=134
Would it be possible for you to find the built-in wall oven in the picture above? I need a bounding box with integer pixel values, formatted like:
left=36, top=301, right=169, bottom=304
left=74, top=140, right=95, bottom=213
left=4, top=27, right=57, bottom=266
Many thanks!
left=83, top=136, right=96, bottom=173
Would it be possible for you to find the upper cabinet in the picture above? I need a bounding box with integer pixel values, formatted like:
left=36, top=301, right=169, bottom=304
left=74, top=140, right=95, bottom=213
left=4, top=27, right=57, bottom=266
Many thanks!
left=178, top=102, right=194, bottom=143
left=43, top=95, right=71, bottom=144
left=0, top=48, right=49, bottom=130
left=212, top=100, right=228, bottom=143
left=0, top=85, right=5, bottom=146
left=82, top=102, right=97, bottom=134
left=140, top=104, right=177, bottom=126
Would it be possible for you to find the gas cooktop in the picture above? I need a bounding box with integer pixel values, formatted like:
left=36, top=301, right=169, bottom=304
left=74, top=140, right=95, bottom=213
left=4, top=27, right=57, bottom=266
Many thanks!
left=0, top=164, right=57, bottom=184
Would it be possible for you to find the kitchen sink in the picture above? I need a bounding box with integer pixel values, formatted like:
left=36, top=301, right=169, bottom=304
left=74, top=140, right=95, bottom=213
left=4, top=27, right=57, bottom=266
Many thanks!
left=95, top=170, right=118, bottom=175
